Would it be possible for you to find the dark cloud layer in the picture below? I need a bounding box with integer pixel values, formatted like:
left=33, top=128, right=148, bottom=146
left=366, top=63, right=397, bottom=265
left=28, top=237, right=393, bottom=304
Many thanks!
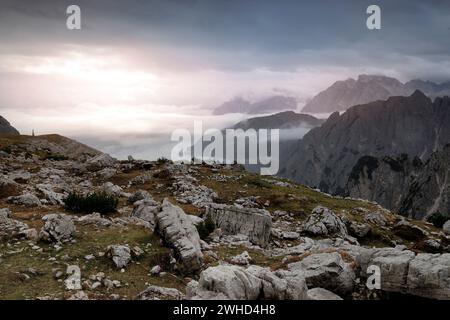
left=1, top=0, right=449, bottom=78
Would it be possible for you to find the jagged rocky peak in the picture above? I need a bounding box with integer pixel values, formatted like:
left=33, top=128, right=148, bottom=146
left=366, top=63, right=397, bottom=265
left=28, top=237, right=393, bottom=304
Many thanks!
left=301, top=74, right=450, bottom=113
left=280, top=90, right=450, bottom=197
left=301, top=74, right=407, bottom=113
left=0, top=115, right=19, bottom=135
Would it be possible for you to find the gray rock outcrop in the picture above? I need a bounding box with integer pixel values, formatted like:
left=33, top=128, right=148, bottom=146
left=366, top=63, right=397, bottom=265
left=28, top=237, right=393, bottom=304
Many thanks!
left=355, top=248, right=450, bottom=299
left=0, top=175, right=19, bottom=198
left=36, top=183, right=65, bottom=205
left=7, top=193, right=41, bottom=207
left=155, top=199, right=203, bottom=274
left=284, top=252, right=356, bottom=295
left=443, top=220, right=450, bottom=235
left=230, top=251, right=252, bottom=265
left=131, top=198, right=160, bottom=228
left=302, top=206, right=348, bottom=238
left=348, top=221, right=371, bottom=238
left=107, top=245, right=131, bottom=269
left=407, top=253, right=450, bottom=299
left=87, top=153, right=116, bottom=171
left=137, top=285, right=184, bottom=300
left=205, top=204, right=272, bottom=247
left=172, top=175, right=217, bottom=208
left=187, top=264, right=308, bottom=300
left=77, top=212, right=112, bottom=226
left=39, top=213, right=75, bottom=242
left=128, top=190, right=152, bottom=204
left=102, top=182, right=123, bottom=197
left=0, top=208, right=36, bottom=240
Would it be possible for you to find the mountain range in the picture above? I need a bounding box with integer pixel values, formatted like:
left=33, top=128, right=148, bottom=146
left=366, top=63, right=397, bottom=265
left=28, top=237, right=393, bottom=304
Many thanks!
left=302, top=74, right=450, bottom=113
left=280, top=90, right=450, bottom=219
left=213, top=95, right=297, bottom=115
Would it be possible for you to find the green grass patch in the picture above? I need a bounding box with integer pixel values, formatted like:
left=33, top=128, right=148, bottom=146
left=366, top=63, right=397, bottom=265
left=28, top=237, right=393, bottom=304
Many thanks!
left=0, top=224, right=184, bottom=300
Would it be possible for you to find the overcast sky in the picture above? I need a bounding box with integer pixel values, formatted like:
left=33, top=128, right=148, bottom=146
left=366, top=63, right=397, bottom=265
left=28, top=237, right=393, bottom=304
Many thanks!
left=0, top=0, right=449, bottom=158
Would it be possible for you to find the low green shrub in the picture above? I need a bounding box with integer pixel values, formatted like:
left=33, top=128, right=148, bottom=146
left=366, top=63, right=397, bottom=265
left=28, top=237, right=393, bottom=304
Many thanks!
left=64, top=191, right=118, bottom=215
left=196, top=216, right=216, bottom=240
left=44, top=153, right=69, bottom=161
left=427, top=212, right=448, bottom=228
left=157, top=157, right=170, bottom=164
left=1, top=146, right=12, bottom=154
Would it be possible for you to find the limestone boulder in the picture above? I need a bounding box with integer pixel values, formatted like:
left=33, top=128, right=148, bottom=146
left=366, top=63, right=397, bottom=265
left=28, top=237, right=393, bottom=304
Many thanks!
left=285, top=252, right=355, bottom=295
left=187, top=264, right=308, bottom=300
left=155, top=199, right=203, bottom=274
left=107, top=245, right=132, bottom=269
left=302, top=206, right=347, bottom=238
left=39, top=213, right=75, bottom=242
left=7, top=193, right=41, bottom=207
left=205, top=204, right=272, bottom=247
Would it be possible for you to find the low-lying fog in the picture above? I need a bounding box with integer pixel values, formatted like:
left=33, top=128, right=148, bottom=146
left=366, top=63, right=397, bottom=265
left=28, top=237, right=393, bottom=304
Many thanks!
left=2, top=104, right=329, bottom=160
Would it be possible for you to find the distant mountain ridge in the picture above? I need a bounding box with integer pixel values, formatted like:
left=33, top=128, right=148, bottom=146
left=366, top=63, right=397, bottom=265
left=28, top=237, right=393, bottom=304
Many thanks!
left=230, top=111, right=324, bottom=131
left=302, top=74, right=450, bottom=113
left=0, top=115, right=19, bottom=135
left=213, top=95, right=297, bottom=115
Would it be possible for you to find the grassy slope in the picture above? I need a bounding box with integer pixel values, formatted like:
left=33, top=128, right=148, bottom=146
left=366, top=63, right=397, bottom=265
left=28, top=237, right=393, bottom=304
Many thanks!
left=0, top=224, right=185, bottom=299
left=0, top=134, right=100, bottom=159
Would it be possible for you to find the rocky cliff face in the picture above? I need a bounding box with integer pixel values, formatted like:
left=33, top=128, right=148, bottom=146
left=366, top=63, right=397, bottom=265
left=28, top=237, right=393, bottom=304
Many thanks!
left=301, top=74, right=450, bottom=114
left=346, top=154, right=423, bottom=214
left=347, top=146, right=450, bottom=220
left=280, top=91, right=450, bottom=196
left=399, top=145, right=450, bottom=220
left=0, top=116, right=19, bottom=135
